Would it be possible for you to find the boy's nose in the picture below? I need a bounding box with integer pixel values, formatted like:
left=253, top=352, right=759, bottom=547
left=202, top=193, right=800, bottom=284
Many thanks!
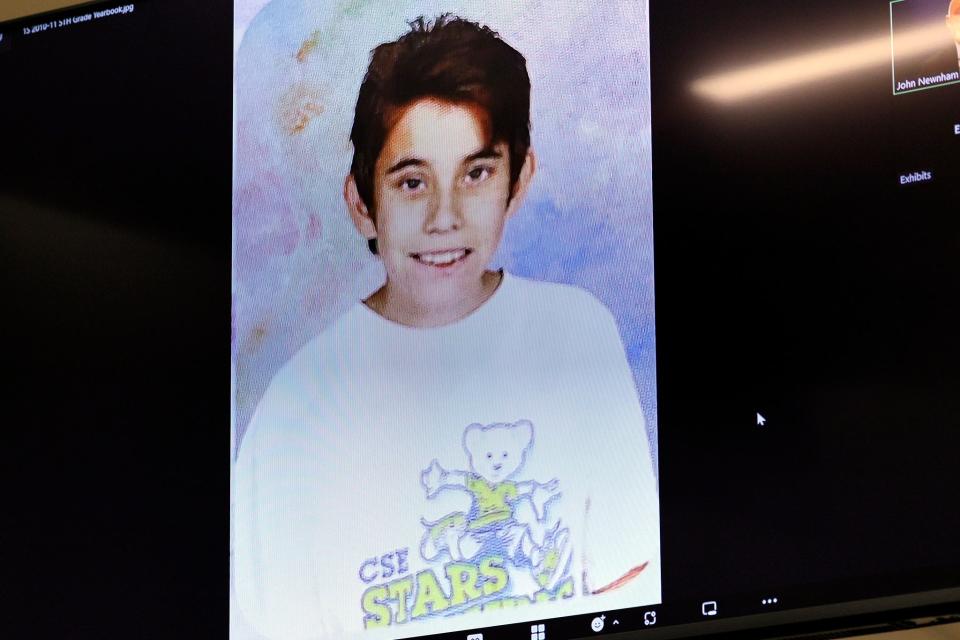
left=424, top=191, right=462, bottom=233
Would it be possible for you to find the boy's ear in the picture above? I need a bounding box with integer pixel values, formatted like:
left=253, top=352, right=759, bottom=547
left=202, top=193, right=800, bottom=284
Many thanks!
left=344, top=174, right=377, bottom=240
left=506, top=149, right=537, bottom=219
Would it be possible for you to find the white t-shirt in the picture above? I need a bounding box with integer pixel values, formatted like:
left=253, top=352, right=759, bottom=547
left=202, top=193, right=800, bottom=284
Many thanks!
left=232, top=273, right=660, bottom=640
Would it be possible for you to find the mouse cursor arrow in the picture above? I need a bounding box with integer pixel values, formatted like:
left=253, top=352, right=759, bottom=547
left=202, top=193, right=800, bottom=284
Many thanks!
left=757, top=412, right=766, bottom=426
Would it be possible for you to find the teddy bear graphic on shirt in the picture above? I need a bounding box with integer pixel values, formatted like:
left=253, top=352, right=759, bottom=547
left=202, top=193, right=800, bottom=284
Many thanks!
left=420, top=420, right=572, bottom=592
left=357, top=420, right=576, bottom=629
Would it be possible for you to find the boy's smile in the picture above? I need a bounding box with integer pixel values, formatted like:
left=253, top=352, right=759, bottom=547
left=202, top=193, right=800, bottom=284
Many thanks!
left=410, top=248, right=471, bottom=268
left=346, top=98, right=534, bottom=327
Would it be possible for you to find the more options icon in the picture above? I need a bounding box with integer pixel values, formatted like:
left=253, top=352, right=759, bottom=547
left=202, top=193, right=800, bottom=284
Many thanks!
left=702, top=601, right=718, bottom=616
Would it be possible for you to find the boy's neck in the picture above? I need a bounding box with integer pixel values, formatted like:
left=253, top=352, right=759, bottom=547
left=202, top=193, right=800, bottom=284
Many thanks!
left=364, top=270, right=504, bottom=328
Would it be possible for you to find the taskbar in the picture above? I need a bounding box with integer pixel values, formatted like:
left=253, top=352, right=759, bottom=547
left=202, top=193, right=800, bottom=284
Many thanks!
left=406, top=585, right=960, bottom=640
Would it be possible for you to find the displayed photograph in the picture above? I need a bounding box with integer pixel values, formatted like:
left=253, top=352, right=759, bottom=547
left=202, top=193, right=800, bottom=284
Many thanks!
left=891, top=0, right=960, bottom=93
left=231, top=2, right=660, bottom=638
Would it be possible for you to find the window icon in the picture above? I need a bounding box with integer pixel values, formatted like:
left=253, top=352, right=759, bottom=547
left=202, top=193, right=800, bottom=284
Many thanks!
left=531, top=623, right=546, bottom=640
left=702, top=601, right=718, bottom=616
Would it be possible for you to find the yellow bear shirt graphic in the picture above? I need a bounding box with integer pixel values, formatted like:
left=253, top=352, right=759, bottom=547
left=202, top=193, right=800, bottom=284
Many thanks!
left=466, top=475, right=518, bottom=530
left=360, top=420, right=574, bottom=629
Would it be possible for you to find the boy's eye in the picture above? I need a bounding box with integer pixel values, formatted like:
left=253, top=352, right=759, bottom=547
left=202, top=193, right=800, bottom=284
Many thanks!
left=486, top=453, right=492, bottom=459
left=502, top=452, right=508, bottom=458
left=398, top=177, right=425, bottom=192
left=464, top=166, right=492, bottom=184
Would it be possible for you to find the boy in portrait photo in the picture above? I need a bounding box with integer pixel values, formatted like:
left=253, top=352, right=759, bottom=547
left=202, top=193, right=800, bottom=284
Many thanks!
left=232, top=10, right=659, bottom=640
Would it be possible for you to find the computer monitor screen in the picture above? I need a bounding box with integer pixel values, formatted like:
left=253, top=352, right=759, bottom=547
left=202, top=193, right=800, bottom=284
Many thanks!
left=1, top=1, right=957, bottom=639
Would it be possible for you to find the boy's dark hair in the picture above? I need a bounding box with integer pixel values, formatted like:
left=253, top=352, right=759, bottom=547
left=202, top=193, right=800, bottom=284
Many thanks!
left=350, top=14, right=531, bottom=248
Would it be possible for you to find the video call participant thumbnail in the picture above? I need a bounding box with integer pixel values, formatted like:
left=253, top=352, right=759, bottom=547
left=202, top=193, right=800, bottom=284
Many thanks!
left=949, top=0, right=960, bottom=68
left=233, top=16, right=660, bottom=640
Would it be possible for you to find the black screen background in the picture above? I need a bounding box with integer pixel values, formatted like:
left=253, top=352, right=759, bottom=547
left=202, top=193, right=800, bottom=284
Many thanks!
left=1, top=0, right=958, bottom=637
left=651, top=0, right=960, bottom=609
left=1, top=1, right=232, bottom=636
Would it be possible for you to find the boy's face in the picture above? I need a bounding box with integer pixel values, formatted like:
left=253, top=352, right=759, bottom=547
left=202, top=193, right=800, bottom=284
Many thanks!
left=347, top=99, right=532, bottom=313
